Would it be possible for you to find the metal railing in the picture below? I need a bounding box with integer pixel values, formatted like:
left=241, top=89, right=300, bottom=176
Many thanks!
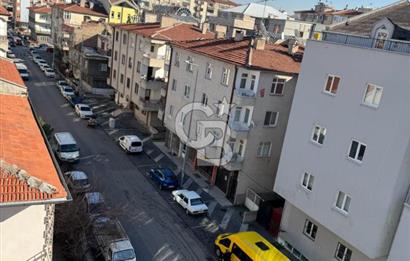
left=321, top=31, right=410, bottom=55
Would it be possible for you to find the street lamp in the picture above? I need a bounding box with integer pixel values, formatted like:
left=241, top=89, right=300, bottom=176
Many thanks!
left=180, top=59, right=199, bottom=186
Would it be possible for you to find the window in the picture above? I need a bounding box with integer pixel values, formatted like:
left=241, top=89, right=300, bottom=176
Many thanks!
left=301, top=172, right=314, bottom=191
left=128, top=57, right=132, bottom=68
left=221, top=68, right=230, bottom=86
left=100, top=64, right=107, bottom=72
left=114, top=51, right=118, bottom=61
left=311, top=125, right=326, bottom=145
left=111, top=11, right=115, bottom=18
left=113, top=69, right=117, bottom=79
left=348, top=140, right=366, bottom=162
left=250, top=75, right=256, bottom=90
left=257, top=142, right=271, bottom=157
left=234, top=107, right=242, bottom=121
left=232, top=244, right=252, bottom=261
left=184, top=85, right=190, bottom=98
left=243, top=108, right=250, bottom=123
left=335, top=243, right=352, bottom=261
left=240, top=73, right=248, bottom=88
left=219, top=238, right=231, bottom=248
left=120, top=74, right=124, bottom=84
left=324, top=75, right=341, bottom=95
left=171, top=79, right=177, bottom=91
left=115, top=31, right=119, bottom=41
left=136, top=61, right=141, bottom=73
left=303, top=219, right=318, bottom=240
left=201, top=93, right=208, bottom=106
left=174, top=52, right=180, bottom=67
left=169, top=105, right=174, bottom=116
left=186, top=56, right=194, bottom=72
left=134, top=83, right=139, bottom=94
left=271, top=78, right=285, bottom=95
left=205, top=63, right=213, bottom=79
left=126, top=78, right=130, bottom=88
left=363, top=84, right=382, bottom=107
left=264, top=111, right=278, bottom=127
left=335, top=191, right=351, bottom=213
left=238, top=140, right=245, bottom=156
left=215, top=100, right=223, bottom=116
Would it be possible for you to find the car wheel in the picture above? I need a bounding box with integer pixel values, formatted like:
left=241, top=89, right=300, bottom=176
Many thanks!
left=185, top=208, right=190, bottom=215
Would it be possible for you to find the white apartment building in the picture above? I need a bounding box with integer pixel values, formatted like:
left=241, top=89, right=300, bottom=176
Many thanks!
left=163, top=36, right=302, bottom=205
left=109, top=18, right=214, bottom=128
left=274, top=2, right=410, bottom=260
left=28, top=5, right=51, bottom=44
left=0, top=6, right=9, bottom=57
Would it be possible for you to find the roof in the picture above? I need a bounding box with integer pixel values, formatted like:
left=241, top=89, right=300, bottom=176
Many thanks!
left=54, top=3, right=107, bottom=17
left=221, top=3, right=288, bottom=20
left=68, top=171, right=88, bottom=180
left=124, top=135, right=142, bottom=142
left=207, top=0, right=238, bottom=7
left=63, top=24, right=74, bottom=33
left=113, top=22, right=215, bottom=41
left=330, top=0, right=410, bottom=36
left=0, top=95, right=67, bottom=204
left=0, top=58, right=25, bottom=87
left=28, top=5, right=51, bottom=14
left=0, top=6, right=9, bottom=16
left=173, top=38, right=302, bottom=74
left=327, top=9, right=363, bottom=16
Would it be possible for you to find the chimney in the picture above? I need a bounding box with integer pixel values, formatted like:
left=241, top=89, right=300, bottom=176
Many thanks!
left=288, top=38, right=299, bottom=55
left=80, top=0, right=86, bottom=7
left=201, top=22, right=208, bottom=34
left=254, top=37, right=266, bottom=50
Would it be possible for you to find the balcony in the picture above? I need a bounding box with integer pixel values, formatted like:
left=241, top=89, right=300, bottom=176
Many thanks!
left=160, top=87, right=167, bottom=97
left=137, top=96, right=161, bottom=111
left=143, top=53, right=165, bottom=68
left=233, top=89, right=256, bottom=106
left=320, top=31, right=410, bottom=55
left=142, top=78, right=166, bottom=90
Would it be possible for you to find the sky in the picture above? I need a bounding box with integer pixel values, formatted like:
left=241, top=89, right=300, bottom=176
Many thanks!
left=234, top=0, right=396, bottom=14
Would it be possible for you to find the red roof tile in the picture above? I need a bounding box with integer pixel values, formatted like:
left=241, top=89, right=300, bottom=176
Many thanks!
left=54, top=3, right=107, bottom=17
left=0, top=95, right=67, bottom=204
left=113, top=23, right=215, bottom=42
left=28, top=5, right=52, bottom=14
left=0, top=58, right=26, bottom=87
left=63, top=24, right=74, bottom=33
left=0, top=6, right=9, bottom=16
left=173, top=38, right=302, bottom=74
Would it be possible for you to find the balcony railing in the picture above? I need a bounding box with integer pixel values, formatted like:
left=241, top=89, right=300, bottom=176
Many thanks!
left=321, top=31, right=410, bottom=55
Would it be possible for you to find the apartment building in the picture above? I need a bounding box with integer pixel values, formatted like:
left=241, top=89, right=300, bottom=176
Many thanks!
left=28, top=5, right=51, bottom=44
left=189, top=0, right=237, bottom=24
left=99, top=0, right=140, bottom=24
left=0, top=6, right=8, bottom=57
left=0, top=57, right=69, bottom=260
left=109, top=18, right=214, bottom=128
left=274, top=2, right=410, bottom=261
left=163, top=36, right=302, bottom=205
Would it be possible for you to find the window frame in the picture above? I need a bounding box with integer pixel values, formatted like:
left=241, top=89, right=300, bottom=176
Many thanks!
left=311, top=124, right=326, bottom=146
left=303, top=219, right=318, bottom=241
left=221, top=67, right=230, bottom=86
left=301, top=172, right=314, bottom=191
left=323, top=74, right=341, bottom=96
left=184, top=85, right=191, bottom=99
left=362, top=83, right=383, bottom=108
left=335, top=242, right=352, bottom=261
left=264, top=111, right=279, bottom=127
left=257, top=142, right=272, bottom=157
left=171, top=79, right=177, bottom=91
left=347, top=139, right=366, bottom=163
left=205, top=62, right=213, bottom=79
left=270, top=77, right=286, bottom=95
left=335, top=191, right=352, bottom=214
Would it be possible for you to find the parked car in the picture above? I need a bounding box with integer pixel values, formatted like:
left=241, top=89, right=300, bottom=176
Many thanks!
left=172, top=190, right=208, bottom=215
left=12, top=58, right=24, bottom=63
left=44, top=68, right=55, bottom=78
left=64, top=171, right=91, bottom=193
left=67, top=95, right=83, bottom=107
left=51, top=132, right=80, bottom=163
left=6, top=51, right=16, bottom=58
left=118, top=135, right=143, bottom=153
left=83, top=192, right=107, bottom=218
left=149, top=168, right=178, bottom=190
left=35, top=58, right=46, bottom=66
left=40, top=63, right=51, bottom=72
left=75, top=104, right=94, bottom=119
left=33, top=55, right=42, bottom=63
left=15, top=63, right=29, bottom=80
left=60, top=85, right=75, bottom=99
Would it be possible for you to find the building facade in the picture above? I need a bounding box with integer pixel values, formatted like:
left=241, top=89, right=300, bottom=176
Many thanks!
left=28, top=5, right=51, bottom=44
left=163, top=37, right=302, bottom=205
left=0, top=6, right=9, bottom=57
left=274, top=8, right=410, bottom=261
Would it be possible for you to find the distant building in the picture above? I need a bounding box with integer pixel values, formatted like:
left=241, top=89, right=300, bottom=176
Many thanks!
left=0, top=57, right=69, bottom=261
left=28, top=5, right=52, bottom=44
left=189, top=0, right=237, bottom=24
left=0, top=6, right=9, bottom=57
left=99, top=0, right=141, bottom=24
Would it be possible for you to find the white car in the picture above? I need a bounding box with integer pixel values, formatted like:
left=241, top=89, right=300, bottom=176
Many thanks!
left=40, top=63, right=51, bottom=72
left=118, top=135, right=143, bottom=153
left=60, top=85, right=75, bottom=98
left=57, top=80, right=69, bottom=89
left=44, top=68, right=55, bottom=78
left=36, top=59, right=46, bottom=66
left=75, top=104, right=94, bottom=119
left=64, top=171, right=91, bottom=193
left=6, top=51, right=16, bottom=58
left=172, top=190, right=208, bottom=215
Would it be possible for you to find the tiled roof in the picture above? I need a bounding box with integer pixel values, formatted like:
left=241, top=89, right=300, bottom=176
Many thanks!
left=172, top=38, right=302, bottom=74
left=0, top=95, right=67, bottom=204
left=113, top=23, right=215, bottom=42
left=0, top=58, right=25, bottom=87
left=27, top=5, right=51, bottom=14
left=0, top=6, right=9, bottom=16
left=54, top=3, right=107, bottom=17
left=327, top=9, right=363, bottom=16
left=330, top=0, right=410, bottom=35
left=63, top=24, right=74, bottom=33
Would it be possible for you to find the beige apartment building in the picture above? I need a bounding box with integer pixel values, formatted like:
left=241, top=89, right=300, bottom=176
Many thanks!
left=28, top=5, right=52, bottom=44
left=163, top=36, right=302, bottom=206
left=0, top=6, right=9, bottom=57
left=109, top=18, right=214, bottom=128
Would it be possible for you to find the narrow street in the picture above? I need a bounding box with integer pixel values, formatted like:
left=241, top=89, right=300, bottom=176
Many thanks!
left=13, top=45, right=215, bottom=261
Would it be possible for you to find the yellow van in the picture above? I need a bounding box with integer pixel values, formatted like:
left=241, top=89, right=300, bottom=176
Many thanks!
left=214, top=231, right=289, bottom=261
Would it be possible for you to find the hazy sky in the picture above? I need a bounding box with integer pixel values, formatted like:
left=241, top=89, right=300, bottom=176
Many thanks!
left=235, top=0, right=396, bottom=13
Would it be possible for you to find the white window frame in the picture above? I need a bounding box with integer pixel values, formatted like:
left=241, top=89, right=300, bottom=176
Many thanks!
left=335, top=242, right=352, bottom=261
left=301, top=172, right=314, bottom=191
left=186, top=56, right=194, bottom=72
left=362, top=83, right=383, bottom=108
left=221, top=67, right=230, bottom=86
left=201, top=93, right=208, bottom=106
left=264, top=111, right=279, bottom=127
left=168, top=105, right=174, bottom=117
left=347, top=139, right=366, bottom=163
left=174, top=52, right=180, bottom=67
left=311, top=125, right=326, bottom=145
left=205, top=62, right=213, bottom=79
left=171, top=79, right=177, bottom=91
left=323, top=74, right=341, bottom=95
left=270, top=77, right=286, bottom=95
left=184, top=85, right=191, bottom=99
left=335, top=191, right=351, bottom=214
left=303, top=219, right=318, bottom=241
left=240, top=73, right=248, bottom=89
left=257, top=142, right=272, bottom=157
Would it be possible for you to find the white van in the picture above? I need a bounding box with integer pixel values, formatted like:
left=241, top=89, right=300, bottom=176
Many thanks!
left=118, top=135, right=143, bottom=153
left=15, top=63, right=29, bottom=80
left=52, top=132, right=80, bottom=163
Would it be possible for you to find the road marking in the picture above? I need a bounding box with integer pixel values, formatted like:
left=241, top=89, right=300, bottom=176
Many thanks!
left=79, top=154, right=97, bottom=160
left=239, top=223, right=249, bottom=232
left=153, top=153, right=164, bottom=162
left=142, top=136, right=151, bottom=142
left=182, top=178, right=193, bottom=189
left=207, top=201, right=217, bottom=216
left=92, top=102, right=112, bottom=110
left=108, top=129, right=118, bottom=135
left=219, top=207, right=234, bottom=230
left=146, top=149, right=154, bottom=155
left=100, top=120, right=109, bottom=126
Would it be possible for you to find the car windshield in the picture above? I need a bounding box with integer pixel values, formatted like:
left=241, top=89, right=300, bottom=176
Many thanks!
left=89, top=203, right=105, bottom=214
left=165, top=174, right=177, bottom=181
left=113, top=249, right=136, bottom=261
left=81, top=106, right=91, bottom=111
left=73, top=178, right=89, bottom=187
left=60, top=144, right=78, bottom=152
left=190, top=198, right=204, bottom=206
left=46, top=69, right=53, bottom=72
left=131, top=141, right=141, bottom=147
left=18, top=69, right=28, bottom=74
left=64, top=87, right=73, bottom=92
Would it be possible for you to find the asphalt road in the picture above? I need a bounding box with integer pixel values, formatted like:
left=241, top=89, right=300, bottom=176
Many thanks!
left=13, top=45, right=215, bottom=261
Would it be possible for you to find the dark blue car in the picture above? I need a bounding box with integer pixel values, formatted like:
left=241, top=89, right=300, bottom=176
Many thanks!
left=149, top=168, right=178, bottom=190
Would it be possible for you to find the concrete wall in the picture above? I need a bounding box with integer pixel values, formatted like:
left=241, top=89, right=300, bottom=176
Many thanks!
left=0, top=204, right=49, bottom=260
left=387, top=202, right=410, bottom=261
left=274, top=40, right=410, bottom=259
left=0, top=15, right=7, bottom=56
